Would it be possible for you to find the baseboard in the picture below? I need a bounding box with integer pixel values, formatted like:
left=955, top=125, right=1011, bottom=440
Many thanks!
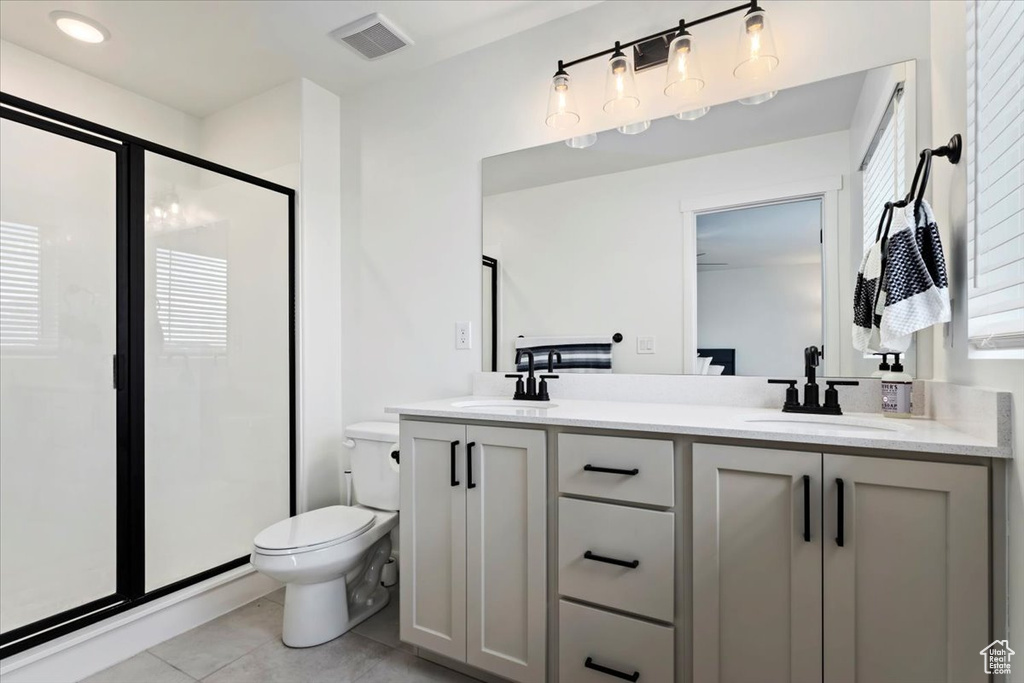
left=0, top=566, right=279, bottom=683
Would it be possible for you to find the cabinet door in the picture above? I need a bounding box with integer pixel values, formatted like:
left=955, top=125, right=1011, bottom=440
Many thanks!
left=823, top=455, right=988, bottom=683
left=693, top=444, right=822, bottom=683
left=465, top=425, right=547, bottom=683
left=399, top=420, right=467, bottom=660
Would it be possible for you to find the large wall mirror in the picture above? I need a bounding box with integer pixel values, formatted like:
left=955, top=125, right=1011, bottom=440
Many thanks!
left=482, top=60, right=921, bottom=378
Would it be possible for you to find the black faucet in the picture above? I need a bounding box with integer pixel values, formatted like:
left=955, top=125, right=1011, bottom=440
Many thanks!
left=768, top=346, right=859, bottom=415
left=506, top=349, right=559, bottom=401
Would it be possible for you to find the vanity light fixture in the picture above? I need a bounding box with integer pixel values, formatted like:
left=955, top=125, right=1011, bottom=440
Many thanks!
left=603, top=43, right=640, bottom=115
left=675, top=106, right=711, bottom=121
left=565, top=133, right=598, bottom=149
left=544, top=1, right=779, bottom=129
left=738, top=90, right=777, bottom=105
left=617, top=120, right=651, bottom=135
left=664, top=23, right=705, bottom=99
left=733, top=6, right=779, bottom=80
left=545, top=63, right=581, bottom=130
left=49, top=11, right=109, bottom=44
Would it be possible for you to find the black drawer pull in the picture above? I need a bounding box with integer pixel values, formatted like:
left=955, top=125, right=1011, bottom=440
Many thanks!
left=803, top=474, right=811, bottom=543
left=450, top=441, right=460, bottom=487
left=467, top=441, right=477, bottom=489
left=584, top=550, right=639, bottom=569
left=583, top=464, right=639, bottom=476
left=584, top=657, right=639, bottom=682
left=836, top=478, right=845, bottom=547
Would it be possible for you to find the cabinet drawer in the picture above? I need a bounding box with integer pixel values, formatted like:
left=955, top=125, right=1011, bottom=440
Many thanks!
left=559, top=600, right=674, bottom=683
left=558, top=433, right=674, bottom=507
left=558, top=498, right=674, bottom=621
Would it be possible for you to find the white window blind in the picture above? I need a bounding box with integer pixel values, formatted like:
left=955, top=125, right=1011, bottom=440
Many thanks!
left=0, top=222, right=41, bottom=347
left=861, top=85, right=906, bottom=254
left=967, top=0, right=1024, bottom=351
left=155, top=248, right=228, bottom=350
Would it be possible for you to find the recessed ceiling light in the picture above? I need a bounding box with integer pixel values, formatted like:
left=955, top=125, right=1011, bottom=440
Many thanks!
left=50, top=11, right=109, bottom=44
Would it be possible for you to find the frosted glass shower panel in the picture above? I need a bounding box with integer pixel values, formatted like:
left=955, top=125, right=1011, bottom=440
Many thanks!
left=144, top=154, right=291, bottom=591
left=0, top=118, right=118, bottom=632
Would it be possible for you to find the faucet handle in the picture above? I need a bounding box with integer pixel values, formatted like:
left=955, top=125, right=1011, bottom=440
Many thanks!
left=768, top=379, right=800, bottom=410
left=505, top=373, right=526, bottom=400
left=539, top=374, right=559, bottom=379
left=823, top=380, right=859, bottom=413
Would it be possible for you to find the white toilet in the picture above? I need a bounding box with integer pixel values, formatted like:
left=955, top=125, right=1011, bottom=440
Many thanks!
left=251, top=421, right=400, bottom=648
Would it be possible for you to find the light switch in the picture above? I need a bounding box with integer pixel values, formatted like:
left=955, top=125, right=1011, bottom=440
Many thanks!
left=456, top=321, right=472, bottom=349
left=637, top=336, right=656, bottom=354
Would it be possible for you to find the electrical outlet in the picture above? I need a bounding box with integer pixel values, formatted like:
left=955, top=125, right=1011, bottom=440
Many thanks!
left=456, top=321, right=472, bottom=350
left=637, top=336, right=656, bottom=354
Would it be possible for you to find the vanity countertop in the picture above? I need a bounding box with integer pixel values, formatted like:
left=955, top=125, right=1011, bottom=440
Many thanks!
left=386, top=396, right=1011, bottom=458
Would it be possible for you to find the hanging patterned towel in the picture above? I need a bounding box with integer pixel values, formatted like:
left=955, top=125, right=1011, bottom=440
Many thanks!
left=514, top=335, right=612, bottom=373
left=879, top=200, right=950, bottom=344
left=853, top=200, right=950, bottom=353
left=854, top=205, right=908, bottom=352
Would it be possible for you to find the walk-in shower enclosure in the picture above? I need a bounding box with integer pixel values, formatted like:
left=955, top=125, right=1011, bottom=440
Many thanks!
left=0, top=93, right=296, bottom=658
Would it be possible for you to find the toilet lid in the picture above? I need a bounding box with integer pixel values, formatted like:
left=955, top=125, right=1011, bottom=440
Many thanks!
left=254, top=506, right=375, bottom=552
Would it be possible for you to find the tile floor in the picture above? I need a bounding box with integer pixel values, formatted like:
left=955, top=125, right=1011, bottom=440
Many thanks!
left=82, top=587, right=479, bottom=683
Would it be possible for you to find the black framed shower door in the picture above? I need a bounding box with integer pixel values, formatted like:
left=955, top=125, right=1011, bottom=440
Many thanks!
left=0, top=92, right=296, bottom=659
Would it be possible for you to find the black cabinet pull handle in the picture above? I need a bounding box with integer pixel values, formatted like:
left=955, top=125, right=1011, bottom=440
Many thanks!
left=584, top=464, right=639, bottom=476
left=836, top=478, right=845, bottom=547
left=803, top=475, right=811, bottom=543
left=584, top=550, right=639, bottom=569
left=584, top=657, right=639, bottom=682
left=466, top=442, right=477, bottom=489
left=450, top=441, right=460, bottom=487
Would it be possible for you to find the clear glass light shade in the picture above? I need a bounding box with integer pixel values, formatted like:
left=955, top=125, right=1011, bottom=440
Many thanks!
left=675, top=106, right=710, bottom=121
left=664, top=34, right=705, bottom=99
left=545, top=74, right=581, bottom=129
left=617, top=120, right=651, bottom=135
left=565, top=133, right=598, bottom=149
left=603, top=53, right=640, bottom=115
left=733, top=9, right=778, bottom=80
left=738, top=90, right=777, bottom=105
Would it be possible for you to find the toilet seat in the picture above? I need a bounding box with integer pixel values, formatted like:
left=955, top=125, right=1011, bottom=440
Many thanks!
left=254, top=506, right=375, bottom=556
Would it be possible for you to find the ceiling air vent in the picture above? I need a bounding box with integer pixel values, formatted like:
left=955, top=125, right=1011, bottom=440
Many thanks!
left=329, top=13, right=413, bottom=60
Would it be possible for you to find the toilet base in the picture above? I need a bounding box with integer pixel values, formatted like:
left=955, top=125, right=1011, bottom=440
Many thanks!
left=281, top=535, right=393, bottom=648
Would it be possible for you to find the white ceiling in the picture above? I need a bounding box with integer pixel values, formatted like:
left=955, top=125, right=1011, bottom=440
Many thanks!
left=0, top=0, right=599, bottom=116
left=696, top=198, right=823, bottom=270
left=483, top=69, right=866, bottom=196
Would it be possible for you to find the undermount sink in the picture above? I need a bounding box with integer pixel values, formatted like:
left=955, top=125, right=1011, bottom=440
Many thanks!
left=451, top=399, right=558, bottom=411
left=744, top=414, right=911, bottom=434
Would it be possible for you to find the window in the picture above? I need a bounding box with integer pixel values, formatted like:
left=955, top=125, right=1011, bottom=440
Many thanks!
left=155, top=247, right=227, bottom=351
left=0, top=221, right=41, bottom=347
left=967, top=0, right=1024, bottom=354
left=860, top=84, right=906, bottom=254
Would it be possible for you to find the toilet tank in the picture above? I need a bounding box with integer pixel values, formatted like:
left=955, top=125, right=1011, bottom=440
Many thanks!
left=344, top=422, right=400, bottom=511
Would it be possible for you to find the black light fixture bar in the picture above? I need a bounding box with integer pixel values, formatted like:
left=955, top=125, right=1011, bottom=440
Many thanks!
left=557, top=0, right=760, bottom=71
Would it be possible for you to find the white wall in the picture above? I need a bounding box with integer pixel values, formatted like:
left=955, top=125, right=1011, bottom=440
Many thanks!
left=482, top=132, right=845, bottom=375
left=699, top=264, right=822, bottom=377
left=339, top=0, right=932, bottom=423
left=0, top=40, right=201, bottom=152
left=928, top=0, right=1023, bottom=666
